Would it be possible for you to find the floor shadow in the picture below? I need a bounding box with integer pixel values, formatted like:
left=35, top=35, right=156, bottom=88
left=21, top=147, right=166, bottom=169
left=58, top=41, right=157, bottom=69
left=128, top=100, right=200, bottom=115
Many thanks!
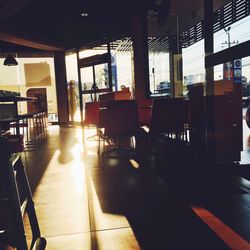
left=88, top=151, right=232, bottom=250
left=88, top=125, right=250, bottom=248
left=21, top=140, right=54, bottom=193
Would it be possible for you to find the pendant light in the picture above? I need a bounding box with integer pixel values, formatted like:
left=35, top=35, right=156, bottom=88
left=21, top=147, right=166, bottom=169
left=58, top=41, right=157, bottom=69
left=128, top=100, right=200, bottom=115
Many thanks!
left=4, top=54, right=18, bottom=66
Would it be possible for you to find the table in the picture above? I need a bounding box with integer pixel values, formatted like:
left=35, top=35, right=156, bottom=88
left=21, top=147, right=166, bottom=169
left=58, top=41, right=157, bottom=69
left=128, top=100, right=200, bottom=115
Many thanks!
left=99, top=91, right=131, bottom=101
left=0, top=96, right=36, bottom=135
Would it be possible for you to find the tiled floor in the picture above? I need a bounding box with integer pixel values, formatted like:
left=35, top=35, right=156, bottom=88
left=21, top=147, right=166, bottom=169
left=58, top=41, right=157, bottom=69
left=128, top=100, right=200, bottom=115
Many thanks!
left=23, top=126, right=141, bottom=250
left=22, top=124, right=250, bottom=249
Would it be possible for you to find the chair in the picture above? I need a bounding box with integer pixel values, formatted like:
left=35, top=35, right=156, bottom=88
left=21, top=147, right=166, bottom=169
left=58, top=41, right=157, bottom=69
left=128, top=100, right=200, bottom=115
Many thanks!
left=84, top=101, right=100, bottom=127
left=83, top=101, right=100, bottom=141
left=137, top=99, right=153, bottom=127
left=0, top=137, right=46, bottom=250
left=149, top=98, right=188, bottom=138
left=98, top=100, right=141, bottom=160
left=17, top=112, right=48, bottom=151
left=144, top=98, right=190, bottom=170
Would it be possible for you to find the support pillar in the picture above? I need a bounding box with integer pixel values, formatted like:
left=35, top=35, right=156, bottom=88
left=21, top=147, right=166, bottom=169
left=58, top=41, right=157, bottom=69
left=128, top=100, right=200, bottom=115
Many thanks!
left=76, top=50, right=84, bottom=123
left=107, top=41, right=113, bottom=91
left=204, top=0, right=214, bottom=95
left=203, top=0, right=215, bottom=162
left=169, top=37, right=183, bottom=97
left=131, top=11, right=150, bottom=99
left=54, top=51, right=69, bottom=124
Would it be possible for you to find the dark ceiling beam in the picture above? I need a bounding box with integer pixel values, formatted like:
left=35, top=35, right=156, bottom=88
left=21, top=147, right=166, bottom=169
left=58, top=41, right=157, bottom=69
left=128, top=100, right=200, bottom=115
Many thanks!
left=0, top=31, right=64, bottom=51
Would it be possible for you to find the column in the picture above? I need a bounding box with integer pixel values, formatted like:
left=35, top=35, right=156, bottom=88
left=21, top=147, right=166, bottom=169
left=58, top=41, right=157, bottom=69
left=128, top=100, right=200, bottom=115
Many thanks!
left=54, top=51, right=69, bottom=124
left=204, top=0, right=214, bottom=95
left=169, top=37, right=183, bottom=97
left=131, top=10, right=150, bottom=99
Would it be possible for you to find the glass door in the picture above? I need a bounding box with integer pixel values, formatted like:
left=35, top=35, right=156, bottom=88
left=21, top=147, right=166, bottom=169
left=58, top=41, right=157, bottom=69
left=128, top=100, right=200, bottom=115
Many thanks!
left=81, top=66, right=94, bottom=105
left=81, top=63, right=110, bottom=103
left=78, top=50, right=112, bottom=123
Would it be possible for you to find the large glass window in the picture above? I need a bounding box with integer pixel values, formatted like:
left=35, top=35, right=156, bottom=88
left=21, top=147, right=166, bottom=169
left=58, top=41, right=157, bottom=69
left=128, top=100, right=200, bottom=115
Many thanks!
left=81, top=66, right=94, bottom=91
left=94, top=63, right=109, bottom=89
left=182, top=40, right=205, bottom=96
left=110, top=38, right=133, bottom=92
left=149, top=52, right=170, bottom=95
left=115, top=53, right=132, bottom=91
left=214, top=16, right=250, bottom=53
left=212, top=15, right=250, bottom=108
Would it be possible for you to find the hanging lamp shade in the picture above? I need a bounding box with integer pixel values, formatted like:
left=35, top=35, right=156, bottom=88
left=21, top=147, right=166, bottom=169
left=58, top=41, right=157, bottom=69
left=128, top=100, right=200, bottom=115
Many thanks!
left=4, top=54, right=18, bottom=66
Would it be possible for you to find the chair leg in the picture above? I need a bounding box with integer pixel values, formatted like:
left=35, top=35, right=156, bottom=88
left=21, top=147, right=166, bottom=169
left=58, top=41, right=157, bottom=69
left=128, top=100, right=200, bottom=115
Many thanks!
left=15, top=160, right=42, bottom=248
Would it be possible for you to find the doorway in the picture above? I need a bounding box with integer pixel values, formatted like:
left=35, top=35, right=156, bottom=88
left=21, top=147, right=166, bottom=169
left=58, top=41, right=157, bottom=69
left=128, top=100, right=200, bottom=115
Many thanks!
left=78, top=52, right=112, bottom=123
left=26, top=88, right=48, bottom=113
left=81, top=63, right=110, bottom=104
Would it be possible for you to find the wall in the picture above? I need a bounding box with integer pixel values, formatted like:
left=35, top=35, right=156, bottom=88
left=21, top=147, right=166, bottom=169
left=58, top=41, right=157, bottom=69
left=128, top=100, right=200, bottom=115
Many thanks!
left=0, top=57, right=58, bottom=115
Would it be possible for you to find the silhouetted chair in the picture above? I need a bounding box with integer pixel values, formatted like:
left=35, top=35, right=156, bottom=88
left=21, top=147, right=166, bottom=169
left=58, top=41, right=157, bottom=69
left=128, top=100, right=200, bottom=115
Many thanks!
left=149, top=98, right=188, bottom=138
left=0, top=137, right=46, bottom=250
left=98, top=100, right=142, bottom=161
left=143, top=98, right=190, bottom=170
left=137, top=99, right=153, bottom=127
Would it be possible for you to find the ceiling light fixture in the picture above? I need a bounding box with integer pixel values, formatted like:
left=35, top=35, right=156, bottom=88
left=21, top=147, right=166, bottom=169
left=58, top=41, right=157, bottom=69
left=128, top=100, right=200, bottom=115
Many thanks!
left=81, top=12, right=88, bottom=17
left=3, top=54, right=18, bottom=66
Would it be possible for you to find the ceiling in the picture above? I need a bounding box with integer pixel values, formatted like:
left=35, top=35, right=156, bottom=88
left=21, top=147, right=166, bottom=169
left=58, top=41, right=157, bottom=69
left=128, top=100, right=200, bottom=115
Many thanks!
left=148, top=0, right=232, bottom=37
left=0, top=0, right=232, bottom=53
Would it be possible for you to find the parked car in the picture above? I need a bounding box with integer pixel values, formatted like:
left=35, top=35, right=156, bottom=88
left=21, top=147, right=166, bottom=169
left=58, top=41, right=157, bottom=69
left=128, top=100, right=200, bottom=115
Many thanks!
left=156, top=81, right=171, bottom=91
left=242, top=96, right=250, bottom=108
left=156, top=81, right=171, bottom=96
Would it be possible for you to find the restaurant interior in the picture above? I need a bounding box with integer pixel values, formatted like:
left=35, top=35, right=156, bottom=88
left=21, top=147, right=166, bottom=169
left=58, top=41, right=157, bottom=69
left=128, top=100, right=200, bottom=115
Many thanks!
left=0, top=0, right=250, bottom=249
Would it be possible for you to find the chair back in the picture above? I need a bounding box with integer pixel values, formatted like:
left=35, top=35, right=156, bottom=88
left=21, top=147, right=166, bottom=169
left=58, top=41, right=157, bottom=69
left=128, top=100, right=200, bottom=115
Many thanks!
left=149, top=98, right=188, bottom=134
left=103, top=100, right=139, bottom=137
left=137, top=99, right=153, bottom=126
left=84, top=101, right=100, bottom=126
